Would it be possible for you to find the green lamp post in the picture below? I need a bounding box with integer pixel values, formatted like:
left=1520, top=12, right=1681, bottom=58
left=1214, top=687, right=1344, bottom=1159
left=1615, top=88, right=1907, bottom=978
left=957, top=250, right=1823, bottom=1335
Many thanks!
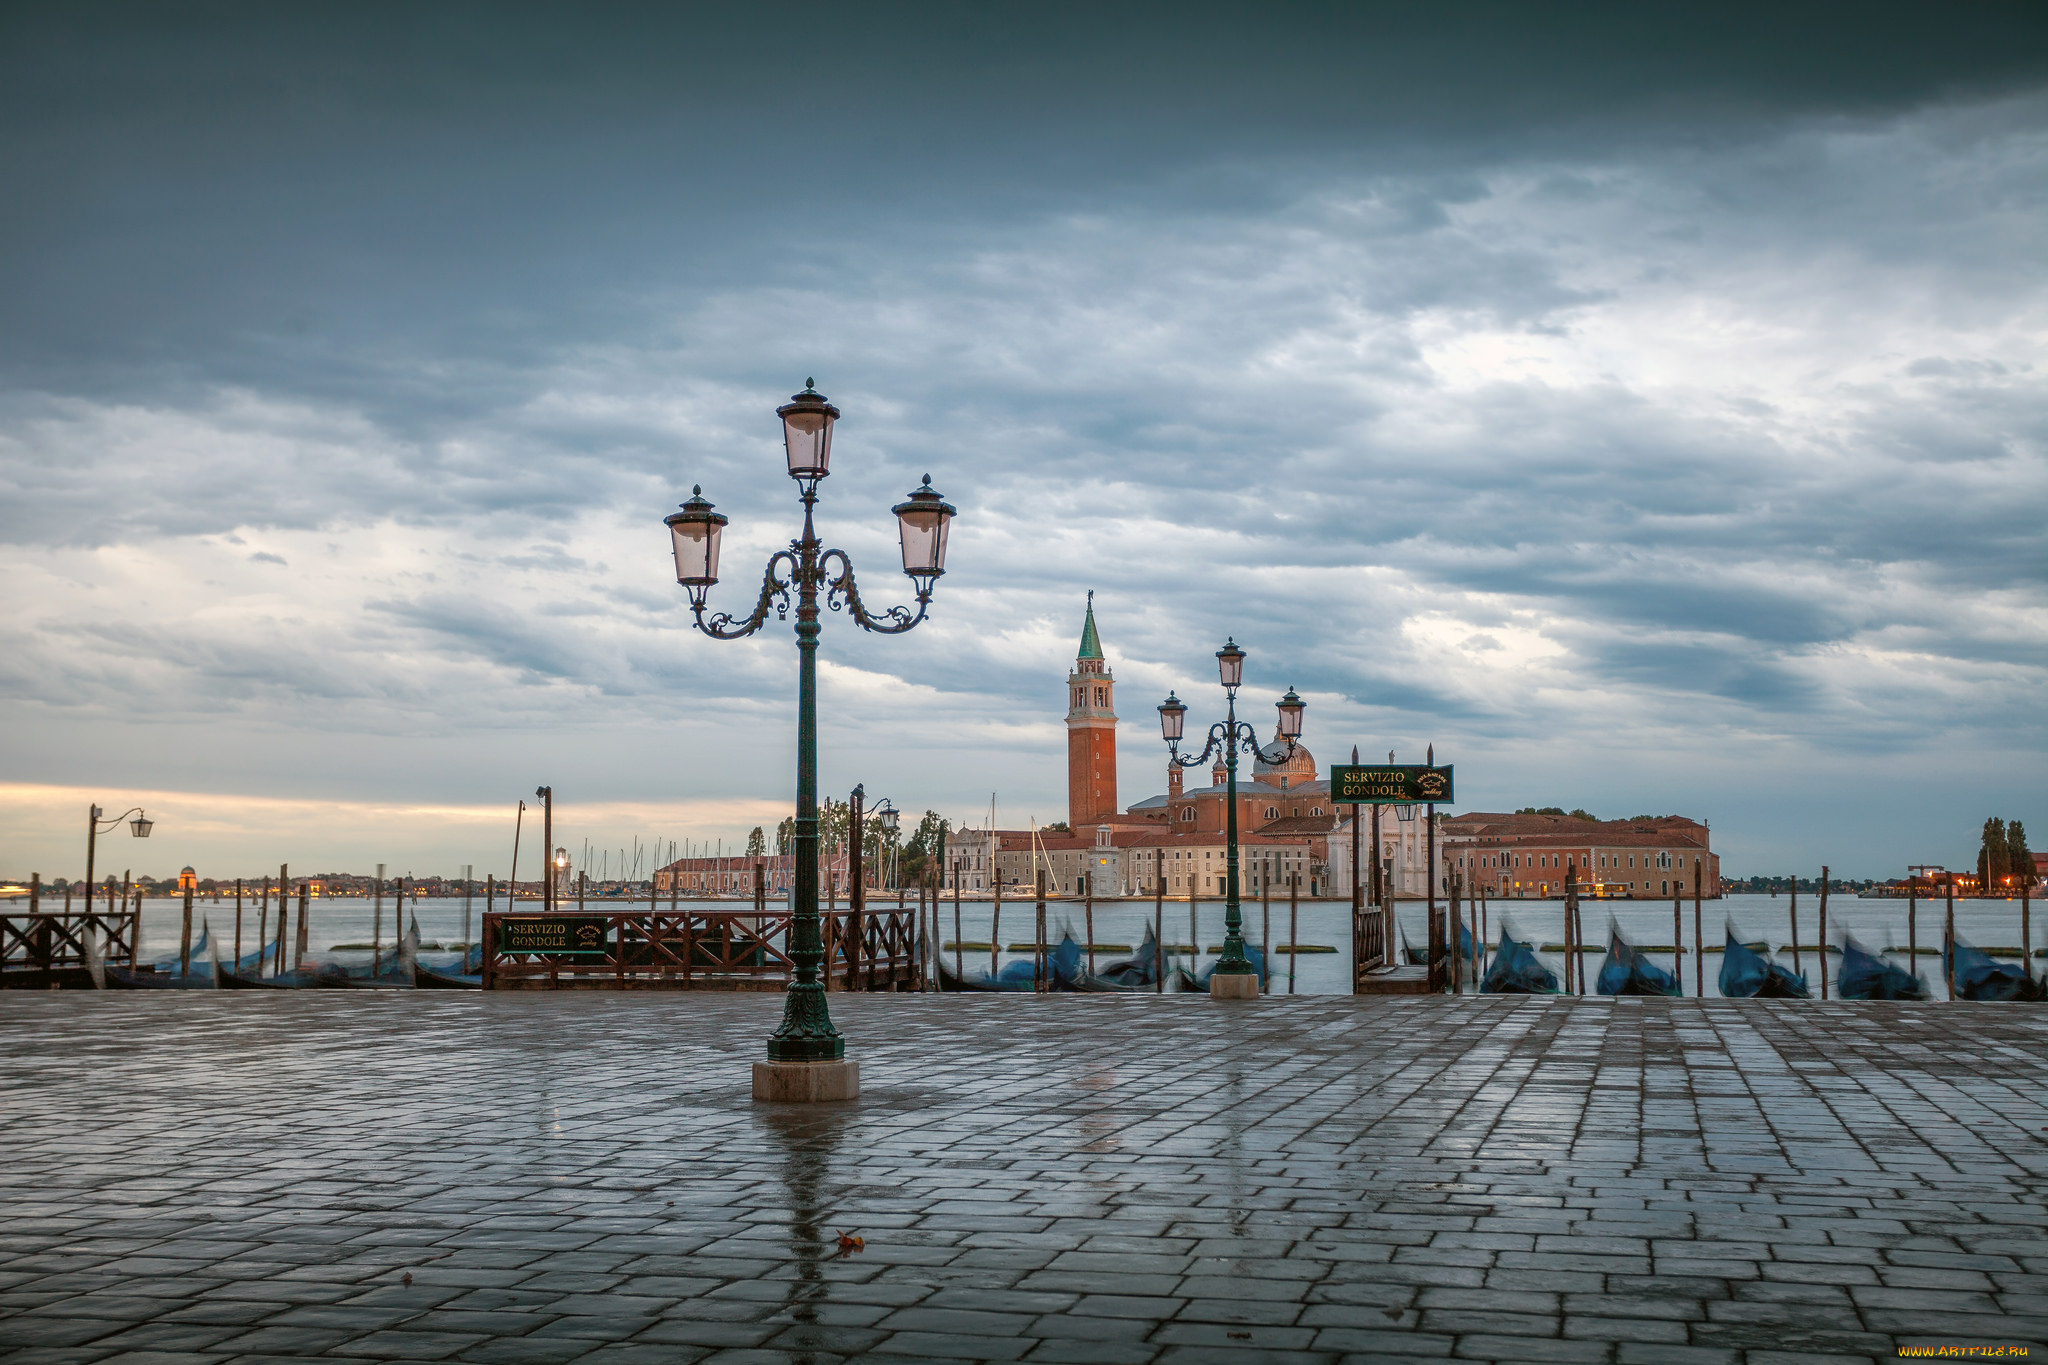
left=1157, top=641, right=1304, bottom=998
left=666, top=380, right=956, bottom=1099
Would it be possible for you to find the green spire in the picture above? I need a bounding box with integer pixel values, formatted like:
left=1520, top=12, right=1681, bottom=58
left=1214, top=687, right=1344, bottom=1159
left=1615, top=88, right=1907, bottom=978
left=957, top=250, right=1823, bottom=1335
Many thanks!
left=1077, top=591, right=1103, bottom=660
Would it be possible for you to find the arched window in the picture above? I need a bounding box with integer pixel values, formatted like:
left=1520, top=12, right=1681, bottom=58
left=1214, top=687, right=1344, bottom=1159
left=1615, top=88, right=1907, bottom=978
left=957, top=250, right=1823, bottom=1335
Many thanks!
left=1265, top=806, right=1277, bottom=819
left=1181, top=807, right=1195, bottom=821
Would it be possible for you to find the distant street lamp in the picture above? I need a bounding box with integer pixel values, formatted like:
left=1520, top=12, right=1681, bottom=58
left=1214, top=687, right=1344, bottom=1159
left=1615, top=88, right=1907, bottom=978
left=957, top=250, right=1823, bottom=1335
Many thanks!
left=667, top=380, right=955, bottom=1099
left=869, top=798, right=901, bottom=888
left=1157, top=639, right=1304, bottom=997
left=84, top=804, right=152, bottom=916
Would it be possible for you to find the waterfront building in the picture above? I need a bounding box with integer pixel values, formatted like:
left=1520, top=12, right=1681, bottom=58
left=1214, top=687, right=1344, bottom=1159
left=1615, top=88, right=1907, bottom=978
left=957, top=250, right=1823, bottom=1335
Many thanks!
left=939, top=827, right=997, bottom=893
left=993, top=824, right=1317, bottom=898
left=1440, top=811, right=1722, bottom=899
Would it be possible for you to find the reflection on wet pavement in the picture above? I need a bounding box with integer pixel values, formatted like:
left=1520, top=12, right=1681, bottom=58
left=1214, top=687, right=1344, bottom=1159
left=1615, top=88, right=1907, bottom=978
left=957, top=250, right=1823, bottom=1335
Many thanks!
left=0, top=992, right=2043, bottom=1362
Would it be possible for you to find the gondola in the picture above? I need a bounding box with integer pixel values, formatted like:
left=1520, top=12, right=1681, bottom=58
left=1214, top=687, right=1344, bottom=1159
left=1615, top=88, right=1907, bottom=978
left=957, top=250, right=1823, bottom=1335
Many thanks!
left=415, top=942, right=483, bottom=990
left=1479, top=928, right=1559, bottom=994
left=1596, top=927, right=1680, bottom=997
left=1397, top=917, right=1473, bottom=968
left=104, top=923, right=221, bottom=989
left=1945, top=939, right=2046, bottom=1002
left=1835, top=936, right=1928, bottom=1001
left=937, top=932, right=1085, bottom=991
left=317, top=920, right=420, bottom=988
left=1078, top=924, right=1168, bottom=992
left=1719, top=928, right=1810, bottom=998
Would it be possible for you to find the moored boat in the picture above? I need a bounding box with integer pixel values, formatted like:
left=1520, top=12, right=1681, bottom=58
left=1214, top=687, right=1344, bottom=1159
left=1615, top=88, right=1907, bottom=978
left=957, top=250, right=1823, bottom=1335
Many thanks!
left=1945, top=938, right=2046, bottom=1002
left=1596, top=927, right=1680, bottom=997
left=1835, top=936, right=1928, bottom=1001
left=1480, top=929, right=1559, bottom=994
left=1720, top=928, right=1810, bottom=998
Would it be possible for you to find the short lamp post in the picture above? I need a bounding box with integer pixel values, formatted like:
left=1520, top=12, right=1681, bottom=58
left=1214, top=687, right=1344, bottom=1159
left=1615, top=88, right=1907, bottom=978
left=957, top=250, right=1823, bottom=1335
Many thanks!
left=85, top=804, right=152, bottom=916
left=666, top=380, right=955, bottom=1101
left=1157, top=640, right=1304, bottom=998
left=871, top=799, right=901, bottom=888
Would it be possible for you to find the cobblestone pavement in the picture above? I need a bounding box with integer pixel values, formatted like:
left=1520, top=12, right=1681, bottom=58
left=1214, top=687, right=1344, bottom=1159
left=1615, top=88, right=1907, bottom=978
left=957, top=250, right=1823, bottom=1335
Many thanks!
left=1, top=994, right=2044, bottom=1365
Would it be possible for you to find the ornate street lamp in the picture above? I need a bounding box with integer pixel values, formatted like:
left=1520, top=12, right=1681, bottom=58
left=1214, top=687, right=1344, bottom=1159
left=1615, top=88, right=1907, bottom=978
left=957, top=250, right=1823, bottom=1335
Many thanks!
left=667, top=380, right=955, bottom=1101
left=84, top=804, right=153, bottom=918
left=1156, top=639, right=1304, bottom=998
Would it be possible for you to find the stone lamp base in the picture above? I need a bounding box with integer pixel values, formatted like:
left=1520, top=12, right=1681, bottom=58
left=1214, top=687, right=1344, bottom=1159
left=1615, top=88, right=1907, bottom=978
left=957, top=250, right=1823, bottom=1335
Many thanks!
left=1209, top=973, right=1260, bottom=1000
left=752, top=1059, right=861, bottom=1103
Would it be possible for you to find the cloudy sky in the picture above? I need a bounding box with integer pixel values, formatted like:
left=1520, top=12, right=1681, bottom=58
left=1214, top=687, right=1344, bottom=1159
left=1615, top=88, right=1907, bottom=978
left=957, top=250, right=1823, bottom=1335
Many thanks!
left=3, top=3, right=2044, bottom=881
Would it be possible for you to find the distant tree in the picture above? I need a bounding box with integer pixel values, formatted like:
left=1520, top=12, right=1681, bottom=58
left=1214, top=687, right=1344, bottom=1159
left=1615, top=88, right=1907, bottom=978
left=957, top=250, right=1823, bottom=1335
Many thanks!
left=2008, top=820, right=2033, bottom=890
left=1567, top=809, right=1598, bottom=822
left=1042, top=821, right=1070, bottom=834
left=898, top=811, right=952, bottom=885
left=745, top=826, right=766, bottom=859
left=1979, top=816, right=2009, bottom=890
left=775, top=816, right=795, bottom=856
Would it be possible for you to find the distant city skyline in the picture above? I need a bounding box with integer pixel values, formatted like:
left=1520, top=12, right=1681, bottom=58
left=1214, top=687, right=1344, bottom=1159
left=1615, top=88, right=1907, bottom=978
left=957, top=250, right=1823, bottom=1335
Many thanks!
left=3, top=7, right=2044, bottom=880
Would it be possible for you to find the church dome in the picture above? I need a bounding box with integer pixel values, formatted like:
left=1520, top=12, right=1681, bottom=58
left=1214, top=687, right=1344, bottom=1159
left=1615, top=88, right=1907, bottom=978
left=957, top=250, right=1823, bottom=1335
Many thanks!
left=1253, top=730, right=1315, bottom=785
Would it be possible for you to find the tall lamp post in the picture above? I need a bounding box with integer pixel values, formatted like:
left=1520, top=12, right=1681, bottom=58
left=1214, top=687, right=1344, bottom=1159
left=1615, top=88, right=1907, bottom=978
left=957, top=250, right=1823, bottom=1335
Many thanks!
left=666, top=380, right=956, bottom=1102
left=1156, top=640, right=1305, bottom=998
left=85, top=805, right=153, bottom=915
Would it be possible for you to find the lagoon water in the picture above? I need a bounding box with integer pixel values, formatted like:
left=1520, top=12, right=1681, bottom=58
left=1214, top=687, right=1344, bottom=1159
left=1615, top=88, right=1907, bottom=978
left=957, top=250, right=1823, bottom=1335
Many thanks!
left=103, top=890, right=2042, bottom=1001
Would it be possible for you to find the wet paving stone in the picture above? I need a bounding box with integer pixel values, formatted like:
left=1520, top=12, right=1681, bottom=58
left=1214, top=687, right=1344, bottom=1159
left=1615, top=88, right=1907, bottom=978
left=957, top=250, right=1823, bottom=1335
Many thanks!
left=0, top=992, right=2044, bottom=1362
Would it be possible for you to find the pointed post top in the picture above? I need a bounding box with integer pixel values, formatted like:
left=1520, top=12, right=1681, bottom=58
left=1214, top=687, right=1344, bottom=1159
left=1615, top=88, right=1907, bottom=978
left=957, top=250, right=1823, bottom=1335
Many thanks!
left=1077, top=594, right=1104, bottom=660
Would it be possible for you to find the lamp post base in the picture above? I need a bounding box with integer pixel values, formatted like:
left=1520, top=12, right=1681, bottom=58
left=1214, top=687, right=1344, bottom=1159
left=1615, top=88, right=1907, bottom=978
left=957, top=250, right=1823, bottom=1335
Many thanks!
left=1209, top=972, right=1260, bottom=1000
left=752, top=1060, right=861, bottom=1103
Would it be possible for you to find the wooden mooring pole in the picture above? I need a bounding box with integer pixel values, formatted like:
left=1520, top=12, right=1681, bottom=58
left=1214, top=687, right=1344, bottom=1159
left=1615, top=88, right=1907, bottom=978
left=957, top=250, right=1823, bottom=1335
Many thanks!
left=1788, top=876, right=1801, bottom=983
left=1288, top=869, right=1299, bottom=995
left=1673, top=883, right=1684, bottom=996
left=991, top=872, right=1002, bottom=981
left=1908, top=877, right=1918, bottom=983
left=1818, top=866, right=1829, bottom=1000
left=1692, top=862, right=1703, bottom=997
left=1085, top=873, right=1096, bottom=978
left=1153, top=848, right=1165, bottom=994
left=953, top=858, right=963, bottom=986
left=1564, top=866, right=1578, bottom=993
left=1034, top=870, right=1047, bottom=993
left=1944, top=877, right=1956, bottom=999
left=2024, top=882, right=2034, bottom=987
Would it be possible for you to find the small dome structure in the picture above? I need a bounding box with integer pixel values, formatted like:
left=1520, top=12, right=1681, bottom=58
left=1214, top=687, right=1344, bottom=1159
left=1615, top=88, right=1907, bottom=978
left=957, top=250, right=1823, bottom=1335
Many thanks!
left=1252, top=729, right=1315, bottom=787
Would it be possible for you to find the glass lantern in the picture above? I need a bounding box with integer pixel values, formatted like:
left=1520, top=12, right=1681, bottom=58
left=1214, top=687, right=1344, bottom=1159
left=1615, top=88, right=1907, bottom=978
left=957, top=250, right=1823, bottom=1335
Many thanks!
left=664, top=486, right=728, bottom=587
left=892, top=475, right=957, bottom=580
left=777, top=380, right=839, bottom=481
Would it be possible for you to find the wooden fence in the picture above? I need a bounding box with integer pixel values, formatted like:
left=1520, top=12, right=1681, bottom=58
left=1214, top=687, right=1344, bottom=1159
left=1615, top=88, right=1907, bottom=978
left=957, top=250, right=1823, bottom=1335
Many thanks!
left=481, top=908, right=923, bottom=991
left=0, top=911, right=139, bottom=988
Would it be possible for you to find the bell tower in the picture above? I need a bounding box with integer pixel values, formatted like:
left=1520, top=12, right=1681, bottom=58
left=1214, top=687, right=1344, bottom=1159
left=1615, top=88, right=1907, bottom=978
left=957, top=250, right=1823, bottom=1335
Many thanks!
left=1066, top=593, right=1118, bottom=829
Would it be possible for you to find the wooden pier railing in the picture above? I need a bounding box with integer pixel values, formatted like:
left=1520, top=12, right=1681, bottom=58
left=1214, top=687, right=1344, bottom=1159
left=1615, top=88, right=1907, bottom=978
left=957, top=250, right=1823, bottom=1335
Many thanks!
left=0, top=911, right=139, bottom=988
left=1351, top=903, right=1388, bottom=986
left=481, top=908, right=923, bottom=991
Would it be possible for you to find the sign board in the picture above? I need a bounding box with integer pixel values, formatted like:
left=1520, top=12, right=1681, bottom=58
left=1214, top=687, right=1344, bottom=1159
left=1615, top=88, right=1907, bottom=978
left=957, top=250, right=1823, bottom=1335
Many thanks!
left=497, top=916, right=611, bottom=956
left=1328, top=764, right=1454, bottom=805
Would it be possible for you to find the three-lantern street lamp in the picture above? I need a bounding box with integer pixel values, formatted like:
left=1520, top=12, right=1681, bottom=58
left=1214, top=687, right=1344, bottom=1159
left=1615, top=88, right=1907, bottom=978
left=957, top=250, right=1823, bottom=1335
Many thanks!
left=1157, top=640, right=1304, bottom=997
left=84, top=804, right=152, bottom=916
left=666, top=381, right=955, bottom=1097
